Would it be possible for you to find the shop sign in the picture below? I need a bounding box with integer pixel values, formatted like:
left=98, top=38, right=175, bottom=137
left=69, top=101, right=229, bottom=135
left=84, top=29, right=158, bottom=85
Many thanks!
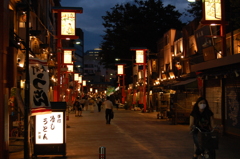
left=204, top=0, right=222, bottom=21
left=136, top=50, right=145, bottom=64
left=63, top=50, right=72, bottom=64
left=61, top=12, right=75, bottom=35
left=29, top=58, right=51, bottom=115
left=117, top=65, right=124, bottom=75
left=35, top=112, right=64, bottom=144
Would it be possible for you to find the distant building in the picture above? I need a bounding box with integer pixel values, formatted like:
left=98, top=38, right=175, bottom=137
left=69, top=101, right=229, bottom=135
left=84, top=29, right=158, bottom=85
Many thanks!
left=84, top=48, right=117, bottom=93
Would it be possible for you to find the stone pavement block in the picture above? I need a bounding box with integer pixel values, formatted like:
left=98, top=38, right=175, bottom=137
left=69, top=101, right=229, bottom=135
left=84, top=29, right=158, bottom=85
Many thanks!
left=9, top=107, right=240, bottom=159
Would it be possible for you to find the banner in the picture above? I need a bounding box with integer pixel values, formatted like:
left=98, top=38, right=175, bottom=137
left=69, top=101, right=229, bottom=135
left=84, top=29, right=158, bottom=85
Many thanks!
left=29, top=58, right=51, bottom=115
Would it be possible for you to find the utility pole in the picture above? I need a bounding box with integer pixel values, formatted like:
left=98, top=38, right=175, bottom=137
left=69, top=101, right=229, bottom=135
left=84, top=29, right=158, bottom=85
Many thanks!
left=24, top=0, right=30, bottom=158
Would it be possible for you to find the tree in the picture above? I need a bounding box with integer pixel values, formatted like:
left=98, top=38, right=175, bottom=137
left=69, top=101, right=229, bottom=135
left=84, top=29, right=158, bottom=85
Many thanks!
left=229, top=0, right=240, bottom=29
left=185, top=0, right=202, bottom=20
left=100, top=0, right=184, bottom=71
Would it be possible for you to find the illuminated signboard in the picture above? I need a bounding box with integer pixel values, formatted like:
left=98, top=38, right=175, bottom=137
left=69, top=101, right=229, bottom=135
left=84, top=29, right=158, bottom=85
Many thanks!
left=204, top=0, right=222, bottom=21
left=67, top=65, right=73, bottom=72
left=63, top=50, right=72, bottom=64
left=29, top=58, right=51, bottom=115
left=117, top=65, right=124, bottom=75
left=61, top=12, right=75, bottom=35
left=35, top=112, right=64, bottom=144
left=82, top=80, right=86, bottom=86
left=74, top=74, right=79, bottom=81
left=78, top=75, right=82, bottom=83
left=136, top=50, right=144, bottom=64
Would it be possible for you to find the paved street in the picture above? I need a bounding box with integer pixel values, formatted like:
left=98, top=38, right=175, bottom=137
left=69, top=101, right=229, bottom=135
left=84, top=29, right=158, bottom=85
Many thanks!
left=10, top=106, right=240, bottom=159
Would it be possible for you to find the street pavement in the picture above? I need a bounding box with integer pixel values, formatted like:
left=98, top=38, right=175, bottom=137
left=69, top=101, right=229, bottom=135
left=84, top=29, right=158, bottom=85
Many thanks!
left=9, top=106, right=240, bottom=159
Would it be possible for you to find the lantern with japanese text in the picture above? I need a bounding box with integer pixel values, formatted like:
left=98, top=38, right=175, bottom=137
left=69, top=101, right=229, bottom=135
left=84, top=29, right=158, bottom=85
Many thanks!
left=117, top=64, right=124, bottom=75
left=63, top=50, right=72, bottom=64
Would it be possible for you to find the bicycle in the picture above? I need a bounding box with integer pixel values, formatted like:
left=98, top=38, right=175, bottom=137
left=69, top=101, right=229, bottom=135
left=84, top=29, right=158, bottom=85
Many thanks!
left=191, top=126, right=219, bottom=159
left=10, top=120, right=24, bottom=137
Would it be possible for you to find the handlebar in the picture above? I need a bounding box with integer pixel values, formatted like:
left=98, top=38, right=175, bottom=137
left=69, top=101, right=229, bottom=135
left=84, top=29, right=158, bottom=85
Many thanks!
left=190, top=125, right=219, bottom=133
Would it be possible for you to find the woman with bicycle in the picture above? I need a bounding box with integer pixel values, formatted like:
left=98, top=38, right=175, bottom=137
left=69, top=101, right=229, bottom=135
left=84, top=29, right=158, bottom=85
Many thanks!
left=190, top=97, right=215, bottom=159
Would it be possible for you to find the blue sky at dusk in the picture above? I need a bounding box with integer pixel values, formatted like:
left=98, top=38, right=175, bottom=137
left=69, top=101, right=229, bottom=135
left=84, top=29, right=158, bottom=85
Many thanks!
left=60, top=0, right=191, bottom=51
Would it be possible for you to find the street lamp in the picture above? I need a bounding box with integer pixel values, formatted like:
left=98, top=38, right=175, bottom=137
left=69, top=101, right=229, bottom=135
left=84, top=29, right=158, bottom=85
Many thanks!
left=116, top=64, right=126, bottom=104
left=131, top=47, right=148, bottom=113
left=187, top=0, right=226, bottom=57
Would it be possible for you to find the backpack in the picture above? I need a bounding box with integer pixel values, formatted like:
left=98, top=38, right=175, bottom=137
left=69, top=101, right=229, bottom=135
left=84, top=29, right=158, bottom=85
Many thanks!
left=74, top=101, right=80, bottom=108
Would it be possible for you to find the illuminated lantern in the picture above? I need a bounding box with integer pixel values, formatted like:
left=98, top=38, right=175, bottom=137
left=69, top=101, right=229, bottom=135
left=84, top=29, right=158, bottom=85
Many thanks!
left=78, top=75, right=82, bottom=84
left=67, top=65, right=73, bottom=72
left=136, top=50, right=145, bottom=64
left=117, top=65, right=124, bottom=75
left=63, top=50, right=72, bottom=64
left=204, top=0, right=222, bottom=21
left=82, top=80, right=86, bottom=87
left=74, top=74, right=79, bottom=81
left=61, top=12, right=76, bottom=36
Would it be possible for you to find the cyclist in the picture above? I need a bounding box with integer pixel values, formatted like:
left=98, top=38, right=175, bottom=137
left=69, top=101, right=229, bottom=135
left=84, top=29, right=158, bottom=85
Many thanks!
left=189, top=97, right=215, bottom=159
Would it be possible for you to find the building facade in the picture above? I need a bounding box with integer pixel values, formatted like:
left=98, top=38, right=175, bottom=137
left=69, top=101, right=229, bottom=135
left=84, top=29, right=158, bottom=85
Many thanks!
left=83, top=48, right=117, bottom=93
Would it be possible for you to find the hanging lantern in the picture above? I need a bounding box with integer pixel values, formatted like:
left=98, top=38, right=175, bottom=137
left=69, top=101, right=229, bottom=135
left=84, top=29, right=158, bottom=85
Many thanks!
left=67, top=65, right=73, bottom=72
left=61, top=12, right=76, bottom=36
left=117, top=64, right=124, bottom=75
left=82, top=80, right=86, bottom=87
left=136, top=50, right=145, bottom=64
left=78, top=75, right=82, bottom=83
left=74, top=74, right=79, bottom=81
left=63, top=50, right=72, bottom=64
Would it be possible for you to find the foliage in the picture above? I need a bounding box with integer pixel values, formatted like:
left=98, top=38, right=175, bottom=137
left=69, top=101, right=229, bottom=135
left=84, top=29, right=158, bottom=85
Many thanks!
left=100, top=0, right=184, bottom=70
left=185, top=0, right=202, bottom=20
left=229, top=0, right=240, bottom=29
left=100, top=0, right=184, bottom=86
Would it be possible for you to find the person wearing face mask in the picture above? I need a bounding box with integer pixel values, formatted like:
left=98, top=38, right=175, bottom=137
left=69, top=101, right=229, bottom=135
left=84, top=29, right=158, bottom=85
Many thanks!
left=189, top=97, right=214, bottom=159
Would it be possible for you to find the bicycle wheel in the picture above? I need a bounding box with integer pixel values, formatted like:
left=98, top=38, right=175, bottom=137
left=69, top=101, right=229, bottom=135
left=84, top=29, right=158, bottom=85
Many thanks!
left=11, top=128, right=19, bottom=137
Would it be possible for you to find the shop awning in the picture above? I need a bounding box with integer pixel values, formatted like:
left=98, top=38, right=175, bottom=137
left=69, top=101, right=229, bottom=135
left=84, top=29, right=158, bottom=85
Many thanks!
left=173, top=78, right=196, bottom=86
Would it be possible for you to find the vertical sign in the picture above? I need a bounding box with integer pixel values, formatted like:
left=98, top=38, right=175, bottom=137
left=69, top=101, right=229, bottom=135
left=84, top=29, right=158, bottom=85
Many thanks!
left=117, top=65, right=124, bottom=75
left=63, top=50, right=72, bottom=64
left=82, top=80, right=86, bottom=86
left=61, top=12, right=76, bottom=35
left=136, top=50, right=144, bottom=64
left=204, top=0, right=222, bottom=21
left=67, top=65, right=73, bottom=72
left=29, top=58, right=51, bottom=115
left=35, top=112, right=64, bottom=144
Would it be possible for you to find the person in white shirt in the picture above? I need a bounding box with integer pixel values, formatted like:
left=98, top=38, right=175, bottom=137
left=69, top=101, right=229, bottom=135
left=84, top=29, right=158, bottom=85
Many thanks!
left=104, top=96, right=114, bottom=124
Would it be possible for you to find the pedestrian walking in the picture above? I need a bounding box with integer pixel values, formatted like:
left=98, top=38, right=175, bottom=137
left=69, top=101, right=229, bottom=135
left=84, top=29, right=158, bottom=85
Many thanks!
left=80, top=97, right=86, bottom=111
left=115, top=99, right=119, bottom=110
left=104, top=96, right=114, bottom=124
left=84, top=97, right=89, bottom=111
left=73, top=97, right=82, bottom=117
left=97, top=97, right=103, bottom=112
left=189, top=97, right=215, bottom=159
left=88, top=98, right=97, bottom=113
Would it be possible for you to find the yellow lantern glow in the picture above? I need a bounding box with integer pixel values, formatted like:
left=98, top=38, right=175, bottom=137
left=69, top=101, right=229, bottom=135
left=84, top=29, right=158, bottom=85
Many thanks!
left=117, top=65, right=124, bottom=75
left=67, top=65, right=73, bottom=72
left=204, top=0, right=222, bottom=21
left=82, top=80, right=86, bottom=86
left=136, top=50, right=144, bottom=64
left=78, top=75, right=82, bottom=83
left=61, top=12, right=76, bottom=36
left=74, top=74, right=79, bottom=81
left=64, top=50, right=72, bottom=64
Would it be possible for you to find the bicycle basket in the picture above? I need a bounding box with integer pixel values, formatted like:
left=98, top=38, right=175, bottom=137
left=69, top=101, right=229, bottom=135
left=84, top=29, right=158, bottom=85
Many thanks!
left=199, top=132, right=219, bottom=149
